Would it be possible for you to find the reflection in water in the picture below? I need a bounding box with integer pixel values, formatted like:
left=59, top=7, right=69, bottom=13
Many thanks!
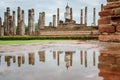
left=0, top=50, right=98, bottom=69
left=65, top=51, right=73, bottom=69
left=29, top=53, right=35, bottom=65
left=80, top=50, right=83, bottom=65
left=84, top=51, right=87, bottom=67
left=93, top=51, right=96, bottom=66
left=38, top=51, right=45, bottom=62
left=98, top=49, right=120, bottom=80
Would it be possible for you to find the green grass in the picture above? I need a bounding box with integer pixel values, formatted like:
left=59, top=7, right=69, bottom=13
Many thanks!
left=0, top=40, right=70, bottom=46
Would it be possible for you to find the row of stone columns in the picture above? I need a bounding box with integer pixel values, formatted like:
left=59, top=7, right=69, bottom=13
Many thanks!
left=0, top=7, right=37, bottom=36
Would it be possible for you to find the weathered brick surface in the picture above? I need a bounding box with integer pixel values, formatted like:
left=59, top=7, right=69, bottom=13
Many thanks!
left=99, top=25, right=115, bottom=33
left=99, top=0, right=120, bottom=42
left=99, top=10, right=115, bottom=17
left=117, top=25, right=120, bottom=32
left=99, top=35, right=120, bottom=42
left=98, top=17, right=111, bottom=25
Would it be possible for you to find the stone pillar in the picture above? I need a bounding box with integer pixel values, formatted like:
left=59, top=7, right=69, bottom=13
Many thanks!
left=49, top=22, right=52, bottom=27
left=93, top=8, right=96, bottom=26
left=13, top=11, right=16, bottom=35
left=38, top=12, right=45, bottom=30
left=28, top=9, right=35, bottom=35
left=0, top=17, right=2, bottom=36
left=57, top=8, right=60, bottom=27
left=42, top=12, right=45, bottom=28
left=85, top=6, right=87, bottom=26
left=98, top=0, right=120, bottom=42
left=101, top=4, right=103, bottom=11
left=80, top=9, right=83, bottom=24
left=70, top=8, right=73, bottom=20
left=9, top=16, right=14, bottom=36
left=53, top=15, right=56, bottom=27
left=17, top=7, right=22, bottom=35
left=7, top=7, right=10, bottom=35
left=21, top=10, right=25, bottom=35
left=4, top=12, right=8, bottom=35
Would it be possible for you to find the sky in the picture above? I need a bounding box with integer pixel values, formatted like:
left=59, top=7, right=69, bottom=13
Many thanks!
left=0, top=0, right=107, bottom=26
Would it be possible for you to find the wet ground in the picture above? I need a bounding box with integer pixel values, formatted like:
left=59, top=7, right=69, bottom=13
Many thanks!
left=0, top=40, right=120, bottom=80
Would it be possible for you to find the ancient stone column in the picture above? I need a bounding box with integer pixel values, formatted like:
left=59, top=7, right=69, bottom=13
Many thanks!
left=85, top=6, right=87, bottom=26
left=93, top=8, right=96, bottom=26
left=9, top=16, right=13, bottom=36
left=4, top=12, right=8, bottom=35
left=0, top=17, right=2, bottom=36
left=53, top=15, right=56, bottom=27
left=70, top=8, right=73, bottom=20
left=17, top=7, right=22, bottom=35
left=13, top=11, right=16, bottom=35
left=7, top=7, right=10, bottom=35
left=38, top=12, right=45, bottom=30
left=21, top=10, right=25, bottom=35
left=28, top=9, right=35, bottom=35
left=49, top=22, right=52, bottom=27
left=57, top=8, right=60, bottom=27
left=101, top=4, right=103, bottom=11
left=80, top=9, right=83, bottom=24
left=42, top=12, right=45, bottom=28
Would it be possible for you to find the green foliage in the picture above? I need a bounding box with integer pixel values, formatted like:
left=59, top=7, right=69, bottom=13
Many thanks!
left=0, top=36, right=98, bottom=40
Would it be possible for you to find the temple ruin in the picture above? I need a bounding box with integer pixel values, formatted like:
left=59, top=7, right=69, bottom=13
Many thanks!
left=0, top=4, right=98, bottom=36
left=99, top=0, right=120, bottom=42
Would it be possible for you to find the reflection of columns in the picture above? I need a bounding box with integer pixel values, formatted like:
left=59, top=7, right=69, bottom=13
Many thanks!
left=80, top=9, right=83, bottom=24
left=93, top=51, right=96, bottom=66
left=85, top=6, right=87, bottom=26
left=13, top=56, right=16, bottom=63
left=28, top=53, right=35, bottom=65
left=84, top=51, right=87, bottom=67
left=65, top=52, right=73, bottom=69
left=53, top=15, right=56, bottom=27
left=13, top=11, right=16, bottom=35
left=70, top=8, right=73, bottom=20
left=22, top=56, right=25, bottom=64
left=57, top=8, right=60, bottom=27
left=93, top=8, right=96, bottom=26
left=80, top=50, right=83, bottom=65
left=57, top=51, right=60, bottom=66
left=38, top=51, right=45, bottom=62
left=53, top=51, right=56, bottom=60
left=5, top=56, right=12, bottom=67
left=18, top=56, right=22, bottom=67
left=101, top=4, right=103, bottom=11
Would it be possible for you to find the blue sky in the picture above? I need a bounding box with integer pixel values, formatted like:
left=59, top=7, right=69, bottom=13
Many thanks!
left=0, top=0, right=106, bottom=26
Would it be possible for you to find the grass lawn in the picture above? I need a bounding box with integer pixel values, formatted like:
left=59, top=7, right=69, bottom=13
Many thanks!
left=0, top=40, right=69, bottom=46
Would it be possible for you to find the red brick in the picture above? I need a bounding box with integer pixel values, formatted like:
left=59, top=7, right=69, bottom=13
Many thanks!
left=99, top=56, right=115, bottom=64
left=98, top=17, right=111, bottom=25
left=99, top=10, right=115, bottom=17
left=115, top=8, right=120, bottom=15
left=104, top=3, right=120, bottom=10
left=99, top=24, right=115, bottom=33
left=116, top=25, right=120, bottom=32
left=99, top=35, right=120, bottom=42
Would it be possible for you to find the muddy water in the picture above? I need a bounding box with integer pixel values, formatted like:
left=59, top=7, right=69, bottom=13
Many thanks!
left=0, top=41, right=120, bottom=80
